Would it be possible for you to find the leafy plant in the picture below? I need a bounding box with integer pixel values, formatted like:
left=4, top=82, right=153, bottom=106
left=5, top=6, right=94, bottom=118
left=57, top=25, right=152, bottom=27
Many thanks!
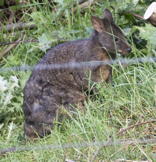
left=0, top=75, right=23, bottom=125
left=136, top=24, right=156, bottom=47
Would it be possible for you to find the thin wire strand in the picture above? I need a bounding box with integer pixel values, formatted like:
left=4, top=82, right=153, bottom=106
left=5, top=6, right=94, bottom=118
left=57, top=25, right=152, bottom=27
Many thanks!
left=0, top=57, right=156, bottom=155
left=0, top=56, right=156, bottom=72
left=0, top=138, right=156, bottom=155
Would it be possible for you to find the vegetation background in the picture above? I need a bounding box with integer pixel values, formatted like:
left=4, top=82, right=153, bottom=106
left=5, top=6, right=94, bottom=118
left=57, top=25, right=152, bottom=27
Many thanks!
left=0, top=0, right=156, bottom=161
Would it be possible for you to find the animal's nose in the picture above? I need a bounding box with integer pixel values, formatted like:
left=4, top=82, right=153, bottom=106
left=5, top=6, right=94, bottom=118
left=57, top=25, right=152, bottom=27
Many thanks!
left=127, top=48, right=131, bottom=53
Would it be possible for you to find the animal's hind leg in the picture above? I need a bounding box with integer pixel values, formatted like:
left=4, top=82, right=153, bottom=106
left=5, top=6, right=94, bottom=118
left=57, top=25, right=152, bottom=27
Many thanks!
left=23, top=99, right=58, bottom=138
left=24, top=120, right=52, bottom=138
left=58, top=90, right=86, bottom=120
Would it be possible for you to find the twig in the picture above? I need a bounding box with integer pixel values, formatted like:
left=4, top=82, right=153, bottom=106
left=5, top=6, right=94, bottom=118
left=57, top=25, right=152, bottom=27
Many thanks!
left=118, top=119, right=156, bottom=135
left=0, top=38, right=22, bottom=59
left=0, top=39, right=38, bottom=46
left=78, top=0, right=94, bottom=9
left=121, top=11, right=144, bottom=20
left=0, top=22, right=37, bottom=32
left=72, top=0, right=95, bottom=12
left=130, top=12, right=144, bottom=19
left=8, top=9, right=15, bottom=24
left=78, top=0, right=87, bottom=4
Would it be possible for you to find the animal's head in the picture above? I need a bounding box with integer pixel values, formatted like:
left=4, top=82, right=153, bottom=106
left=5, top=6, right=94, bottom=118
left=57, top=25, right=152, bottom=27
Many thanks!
left=91, top=9, right=131, bottom=56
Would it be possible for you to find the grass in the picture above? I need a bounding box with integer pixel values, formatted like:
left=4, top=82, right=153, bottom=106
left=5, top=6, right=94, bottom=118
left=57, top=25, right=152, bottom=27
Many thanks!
left=0, top=0, right=156, bottom=161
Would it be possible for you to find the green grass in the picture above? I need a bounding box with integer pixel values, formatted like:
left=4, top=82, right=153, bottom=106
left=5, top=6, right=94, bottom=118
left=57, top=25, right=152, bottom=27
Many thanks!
left=0, top=0, right=156, bottom=161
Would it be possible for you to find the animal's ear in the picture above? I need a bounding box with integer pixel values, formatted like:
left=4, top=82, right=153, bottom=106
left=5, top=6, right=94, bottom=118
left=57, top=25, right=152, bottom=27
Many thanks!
left=91, top=16, right=105, bottom=32
left=104, top=9, right=114, bottom=23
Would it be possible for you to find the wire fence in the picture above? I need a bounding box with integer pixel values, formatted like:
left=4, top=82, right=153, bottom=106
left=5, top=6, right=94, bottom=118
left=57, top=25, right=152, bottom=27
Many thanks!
left=0, top=56, right=156, bottom=155
left=0, top=138, right=156, bottom=155
left=0, top=56, right=156, bottom=72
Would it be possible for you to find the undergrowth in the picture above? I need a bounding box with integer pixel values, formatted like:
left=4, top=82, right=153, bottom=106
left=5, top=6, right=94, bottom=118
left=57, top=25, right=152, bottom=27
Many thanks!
left=0, top=0, right=156, bottom=161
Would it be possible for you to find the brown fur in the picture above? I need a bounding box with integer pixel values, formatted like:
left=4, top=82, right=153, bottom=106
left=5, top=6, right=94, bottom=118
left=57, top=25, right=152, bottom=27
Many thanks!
left=23, top=9, right=131, bottom=138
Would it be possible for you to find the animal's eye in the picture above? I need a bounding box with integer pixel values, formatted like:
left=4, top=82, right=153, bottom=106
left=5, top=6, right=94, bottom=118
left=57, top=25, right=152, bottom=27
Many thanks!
left=115, top=37, right=119, bottom=42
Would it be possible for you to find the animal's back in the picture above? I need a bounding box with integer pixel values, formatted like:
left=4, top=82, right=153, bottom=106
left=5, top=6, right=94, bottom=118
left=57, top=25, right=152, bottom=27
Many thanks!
left=24, top=38, right=91, bottom=95
left=23, top=39, right=92, bottom=137
left=40, top=39, right=90, bottom=64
